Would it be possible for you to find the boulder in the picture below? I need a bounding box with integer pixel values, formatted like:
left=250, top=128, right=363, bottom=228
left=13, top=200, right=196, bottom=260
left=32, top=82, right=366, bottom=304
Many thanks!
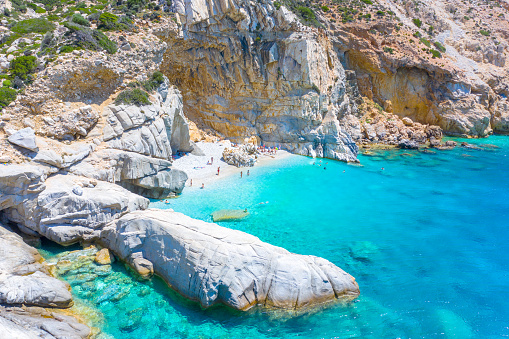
left=0, top=307, right=91, bottom=339
left=7, top=128, right=38, bottom=151
left=100, top=209, right=360, bottom=311
left=222, top=145, right=258, bottom=167
left=402, top=117, right=414, bottom=126
left=94, top=248, right=113, bottom=265
left=1, top=173, right=149, bottom=245
left=0, top=225, right=73, bottom=308
left=211, top=209, right=249, bottom=222
left=398, top=139, right=420, bottom=149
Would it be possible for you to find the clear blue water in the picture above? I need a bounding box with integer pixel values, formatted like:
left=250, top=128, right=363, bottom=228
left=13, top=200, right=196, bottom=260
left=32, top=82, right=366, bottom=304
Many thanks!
left=42, top=137, right=509, bottom=338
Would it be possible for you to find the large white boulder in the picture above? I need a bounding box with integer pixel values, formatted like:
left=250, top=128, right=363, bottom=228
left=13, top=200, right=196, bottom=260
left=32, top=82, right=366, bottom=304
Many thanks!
left=101, top=209, right=360, bottom=310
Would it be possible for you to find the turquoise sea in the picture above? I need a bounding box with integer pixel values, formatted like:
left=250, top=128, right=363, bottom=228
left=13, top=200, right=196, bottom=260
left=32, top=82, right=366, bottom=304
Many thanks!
left=42, top=137, right=509, bottom=338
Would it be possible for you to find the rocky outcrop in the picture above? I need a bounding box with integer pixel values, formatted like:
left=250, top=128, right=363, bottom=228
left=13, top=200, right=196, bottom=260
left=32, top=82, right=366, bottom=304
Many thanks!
left=1, top=168, right=149, bottom=245
left=0, top=224, right=91, bottom=338
left=0, top=307, right=91, bottom=339
left=100, top=209, right=360, bottom=310
left=222, top=144, right=258, bottom=167
left=156, top=1, right=359, bottom=162
left=7, top=128, right=38, bottom=152
left=69, top=149, right=188, bottom=198
left=0, top=225, right=72, bottom=308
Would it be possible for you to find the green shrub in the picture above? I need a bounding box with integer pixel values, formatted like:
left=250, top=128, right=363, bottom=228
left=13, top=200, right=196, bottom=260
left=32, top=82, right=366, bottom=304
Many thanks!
left=59, top=44, right=79, bottom=53
left=92, top=30, right=117, bottom=54
left=420, top=37, right=431, bottom=47
left=40, top=32, right=53, bottom=49
left=430, top=49, right=441, bottom=58
left=376, top=10, right=385, bottom=16
left=126, top=0, right=145, bottom=11
left=412, top=18, right=422, bottom=28
left=63, top=21, right=87, bottom=31
left=383, top=46, right=394, bottom=54
left=142, top=71, right=165, bottom=92
left=115, top=88, right=150, bottom=106
left=10, top=55, right=38, bottom=81
left=321, top=5, right=329, bottom=12
left=72, top=13, right=90, bottom=26
left=98, top=12, right=119, bottom=30
left=11, top=18, right=55, bottom=34
left=273, top=1, right=281, bottom=10
left=434, top=41, right=446, bottom=52
left=480, top=29, right=490, bottom=36
left=0, top=87, right=17, bottom=107
left=297, top=6, right=316, bottom=22
left=47, top=14, right=61, bottom=21
left=413, top=31, right=421, bottom=38
left=311, top=83, right=320, bottom=94
left=2, top=80, right=12, bottom=87
left=361, top=0, right=372, bottom=4
left=11, top=0, right=27, bottom=13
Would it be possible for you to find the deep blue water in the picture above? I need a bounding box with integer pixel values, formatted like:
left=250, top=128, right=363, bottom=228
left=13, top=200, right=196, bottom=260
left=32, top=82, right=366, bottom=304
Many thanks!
left=42, top=137, right=509, bottom=338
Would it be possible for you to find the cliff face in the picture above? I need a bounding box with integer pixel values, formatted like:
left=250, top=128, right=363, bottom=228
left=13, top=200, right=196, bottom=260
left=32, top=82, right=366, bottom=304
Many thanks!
left=156, top=0, right=359, bottom=161
left=154, top=0, right=509, bottom=155
left=324, top=0, right=509, bottom=137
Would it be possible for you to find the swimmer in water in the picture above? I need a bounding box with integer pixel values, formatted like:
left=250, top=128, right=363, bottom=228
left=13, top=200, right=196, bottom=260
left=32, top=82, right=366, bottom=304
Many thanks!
left=247, top=170, right=250, bottom=176
left=201, top=183, right=204, bottom=189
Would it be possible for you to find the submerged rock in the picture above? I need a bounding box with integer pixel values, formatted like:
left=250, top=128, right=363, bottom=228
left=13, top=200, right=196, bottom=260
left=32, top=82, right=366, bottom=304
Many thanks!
left=100, top=209, right=360, bottom=311
left=211, top=209, right=249, bottom=222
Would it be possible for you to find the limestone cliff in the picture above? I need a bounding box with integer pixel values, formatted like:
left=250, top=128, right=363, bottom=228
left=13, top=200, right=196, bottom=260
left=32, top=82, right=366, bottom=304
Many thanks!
left=155, top=1, right=359, bottom=161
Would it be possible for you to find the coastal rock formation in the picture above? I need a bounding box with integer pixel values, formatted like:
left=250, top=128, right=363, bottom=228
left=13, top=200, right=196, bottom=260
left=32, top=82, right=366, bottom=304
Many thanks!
left=101, top=209, right=360, bottom=310
left=1, top=168, right=149, bottom=245
left=157, top=1, right=360, bottom=162
left=0, top=225, right=72, bottom=308
left=222, top=144, right=258, bottom=167
left=0, top=307, right=91, bottom=339
left=0, top=224, right=91, bottom=338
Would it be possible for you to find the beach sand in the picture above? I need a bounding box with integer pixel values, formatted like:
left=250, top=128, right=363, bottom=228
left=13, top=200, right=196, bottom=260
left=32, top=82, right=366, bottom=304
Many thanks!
left=172, top=141, right=293, bottom=189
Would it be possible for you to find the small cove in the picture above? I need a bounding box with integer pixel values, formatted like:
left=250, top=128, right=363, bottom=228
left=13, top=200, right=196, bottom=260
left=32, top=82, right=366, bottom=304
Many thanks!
left=41, top=136, right=509, bottom=338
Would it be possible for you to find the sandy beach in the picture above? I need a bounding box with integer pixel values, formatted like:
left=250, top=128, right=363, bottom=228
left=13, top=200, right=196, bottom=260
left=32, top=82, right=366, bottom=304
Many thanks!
left=172, top=141, right=294, bottom=188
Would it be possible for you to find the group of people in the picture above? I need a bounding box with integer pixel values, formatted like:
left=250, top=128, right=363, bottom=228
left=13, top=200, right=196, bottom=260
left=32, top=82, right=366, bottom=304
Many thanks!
left=258, top=145, right=279, bottom=155
left=312, top=160, right=328, bottom=170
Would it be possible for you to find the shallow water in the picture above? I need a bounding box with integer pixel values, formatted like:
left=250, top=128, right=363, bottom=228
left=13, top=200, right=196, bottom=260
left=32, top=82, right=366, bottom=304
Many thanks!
left=42, top=137, right=509, bottom=338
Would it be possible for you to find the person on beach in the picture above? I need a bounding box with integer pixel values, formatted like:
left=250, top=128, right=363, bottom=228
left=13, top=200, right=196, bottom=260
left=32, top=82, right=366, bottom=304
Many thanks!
left=240, top=171, right=243, bottom=178
left=247, top=170, right=250, bottom=176
left=201, top=183, right=204, bottom=189
left=211, top=157, right=214, bottom=164
left=217, top=167, right=220, bottom=175
left=190, top=179, right=192, bottom=187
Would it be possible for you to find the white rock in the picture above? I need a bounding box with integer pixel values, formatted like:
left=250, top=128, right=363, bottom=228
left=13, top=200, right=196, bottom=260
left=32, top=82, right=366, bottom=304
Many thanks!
left=101, top=209, right=360, bottom=310
left=7, top=128, right=38, bottom=151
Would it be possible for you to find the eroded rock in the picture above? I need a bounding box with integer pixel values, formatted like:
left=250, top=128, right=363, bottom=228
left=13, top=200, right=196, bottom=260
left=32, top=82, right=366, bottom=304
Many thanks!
left=100, top=209, right=360, bottom=310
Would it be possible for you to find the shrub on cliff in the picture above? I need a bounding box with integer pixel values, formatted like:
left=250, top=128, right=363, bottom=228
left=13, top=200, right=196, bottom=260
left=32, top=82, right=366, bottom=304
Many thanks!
left=11, top=18, right=55, bottom=34
left=72, top=14, right=91, bottom=27
left=10, top=55, right=38, bottom=82
left=98, top=12, right=119, bottom=30
left=142, top=71, right=165, bottom=92
left=0, top=87, right=17, bottom=108
left=434, top=41, right=446, bottom=52
left=412, top=18, right=422, bottom=28
left=115, top=88, right=150, bottom=106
